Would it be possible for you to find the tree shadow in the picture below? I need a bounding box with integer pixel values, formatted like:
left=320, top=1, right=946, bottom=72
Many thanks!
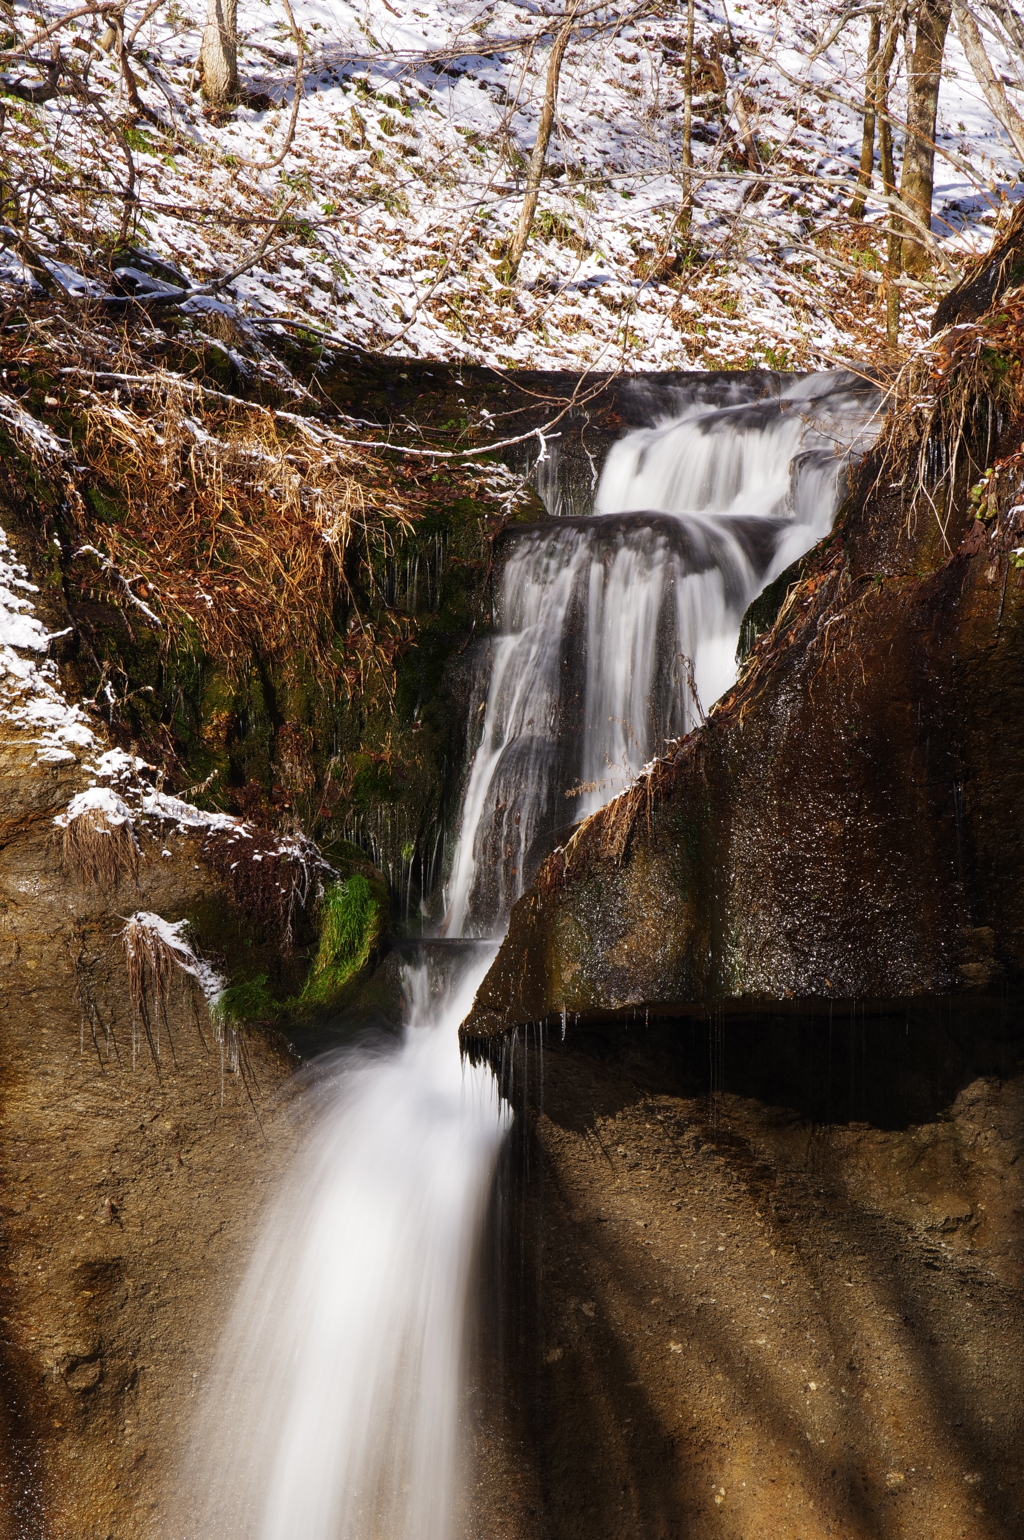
left=477, top=1009, right=1024, bottom=1538
left=514, top=992, right=1024, bottom=1134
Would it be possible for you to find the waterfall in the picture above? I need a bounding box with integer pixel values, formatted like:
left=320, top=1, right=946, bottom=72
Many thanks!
left=174, top=948, right=507, bottom=1540
left=444, top=370, right=880, bottom=935
left=173, top=370, right=878, bottom=1539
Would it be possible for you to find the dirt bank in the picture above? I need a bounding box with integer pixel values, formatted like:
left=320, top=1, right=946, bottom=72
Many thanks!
left=470, top=1018, right=1024, bottom=1540
left=0, top=620, right=303, bottom=1537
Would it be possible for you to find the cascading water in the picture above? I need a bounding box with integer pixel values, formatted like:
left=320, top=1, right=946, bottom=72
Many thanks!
left=173, top=948, right=507, bottom=1540
left=173, top=369, right=878, bottom=1539
left=444, top=370, right=879, bottom=934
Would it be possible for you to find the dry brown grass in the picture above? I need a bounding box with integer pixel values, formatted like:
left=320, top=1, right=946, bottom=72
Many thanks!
left=62, top=373, right=430, bottom=690
left=0, top=305, right=448, bottom=703
left=61, top=799, right=140, bottom=889
left=878, top=294, right=1024, bottom=546
left=121, top=911, right=202, bottom=1071
left=120, top=910, right=271, bottom=1121
left=200, top=824, right=322, bottom=950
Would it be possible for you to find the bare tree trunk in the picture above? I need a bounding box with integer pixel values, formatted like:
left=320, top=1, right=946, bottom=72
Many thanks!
left=200, top=0, right=238, bottom=108
left=678, top=0, right=696, bottom=233
left=877, top=4, right=902, bottom=342
left=954, top=0, right=1024, bottom=161
left=983, top=0, right=1024, bottom=67
left=113, top=7, right=153, bottom=123
left=731, top=89, right=762, bottom=174
left=849, top=9, right=881, bottom=220
left=504, top=2, right=579, bottom=283
left=899, top=0, right=953, bottom=273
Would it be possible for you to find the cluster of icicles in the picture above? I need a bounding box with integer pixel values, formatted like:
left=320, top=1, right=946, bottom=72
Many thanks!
left=172, top=370, right=879, bottom=1540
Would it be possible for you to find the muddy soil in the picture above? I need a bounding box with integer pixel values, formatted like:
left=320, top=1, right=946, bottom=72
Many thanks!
left=0, top=995, right=294, bottom=1540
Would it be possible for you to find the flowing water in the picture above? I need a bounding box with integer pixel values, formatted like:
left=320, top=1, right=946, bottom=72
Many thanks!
left=177, top=950, right=506, bottom=1540
left=444, top=371, right=879, bottom=935
left=175, top=370, right=879, bottom=1539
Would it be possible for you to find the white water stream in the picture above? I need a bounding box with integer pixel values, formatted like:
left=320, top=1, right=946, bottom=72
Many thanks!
left=444, top=371, right=879, bottom=933
left=174, top=370, right=878, bottom=1539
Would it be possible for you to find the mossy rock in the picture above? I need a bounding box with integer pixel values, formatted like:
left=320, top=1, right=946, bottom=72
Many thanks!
left=212, top=871, right=389, bottom=1030
left=736, top=555, right=805, bottom=663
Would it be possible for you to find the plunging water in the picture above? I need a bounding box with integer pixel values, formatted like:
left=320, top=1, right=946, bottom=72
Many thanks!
left=444, top=371, right=879, bottom=934
left=175, top=370, right=879, bottom=1539
left=177, top=951, right=505, bottom=1540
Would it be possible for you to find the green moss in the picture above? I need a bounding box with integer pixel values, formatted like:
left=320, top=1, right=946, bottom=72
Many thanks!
left=82, top=484, right=124, bottom=524
left=298, top=875, right=387, bottom=1007
left=350, top=757, right=401, bottom=805
left=736, top=556, right=805, bottom=662
left=211, top=973, right=281, bottom=1026
left=208, top=874, right=386, bottom=1025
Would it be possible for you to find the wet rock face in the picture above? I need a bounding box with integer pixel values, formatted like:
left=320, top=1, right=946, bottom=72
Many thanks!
left=472, top=1022, right=1024, bottom=1540
left=465, top=424, right=1024, bottom=1037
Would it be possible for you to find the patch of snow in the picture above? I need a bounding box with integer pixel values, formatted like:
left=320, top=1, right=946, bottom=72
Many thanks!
left=0, top=522, right=98, bottom=764
left=92, top=747, right=154, bottom=782
left=123, top=910, right=226, bottom=1003
left=0, top=391, right=64, bottom=462
left=22, top=0, right=1024, bottom=370
left=139, top=790, right=249, bottom=834
left=54, top=785, right=134, bottom=829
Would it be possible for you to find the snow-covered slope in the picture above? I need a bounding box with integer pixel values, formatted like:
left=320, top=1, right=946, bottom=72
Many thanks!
left=16, top=0, right=1024, bottom=369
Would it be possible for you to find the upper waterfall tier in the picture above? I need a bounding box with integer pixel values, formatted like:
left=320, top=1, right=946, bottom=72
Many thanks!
left=444, top=371, right=881, bottom=938
left=593, top=371, right=880, bottom=527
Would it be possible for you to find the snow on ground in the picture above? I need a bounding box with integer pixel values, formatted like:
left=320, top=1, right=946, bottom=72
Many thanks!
left=0, top=471, right=99, bottom=763
left=12, top=0, right=1024, bottom=374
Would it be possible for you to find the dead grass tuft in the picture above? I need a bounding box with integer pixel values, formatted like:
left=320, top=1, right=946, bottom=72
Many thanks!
left=878, top=296, right=1024, bottom=547
left=61, top=800, right=140, bottom=889
left=121, top=912, right=199, bottom=1072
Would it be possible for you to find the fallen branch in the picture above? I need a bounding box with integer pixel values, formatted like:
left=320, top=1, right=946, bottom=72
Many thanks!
left=74, top=544, right=163, bottom=627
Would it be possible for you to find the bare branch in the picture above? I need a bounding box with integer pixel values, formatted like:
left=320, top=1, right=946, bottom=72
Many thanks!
left=0, top=50, right=61, bottom=103
left=504, top=0, right=580, bottom=282
left=954, top=0, right=1024, bottom=162
left=0, top=1, right=121, bottom=58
